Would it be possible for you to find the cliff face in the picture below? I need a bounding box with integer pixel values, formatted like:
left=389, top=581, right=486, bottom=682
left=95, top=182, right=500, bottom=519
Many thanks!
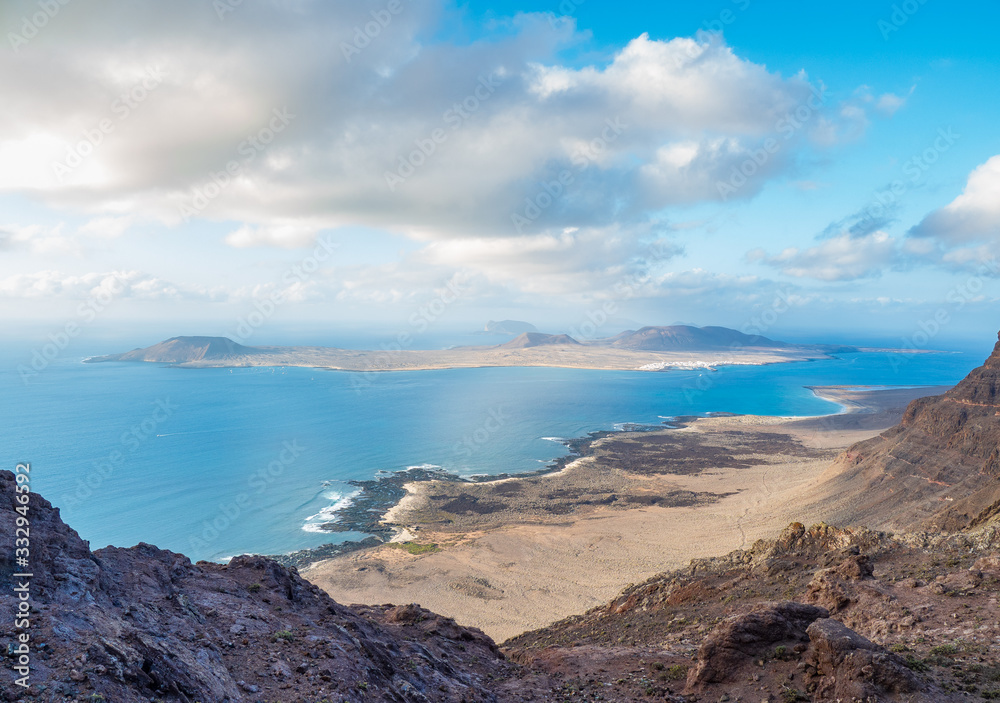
left=826, top=331, right=1000, bottom=531
left=0, top=470, right=512, bottom=702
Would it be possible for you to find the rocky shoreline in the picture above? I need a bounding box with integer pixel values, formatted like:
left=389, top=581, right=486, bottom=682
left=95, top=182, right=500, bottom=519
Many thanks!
left=269, top=386, right=943, bottom=573
left=266, top=423, right=691, bottom=569
left=267, top=388, right=928, bottom=571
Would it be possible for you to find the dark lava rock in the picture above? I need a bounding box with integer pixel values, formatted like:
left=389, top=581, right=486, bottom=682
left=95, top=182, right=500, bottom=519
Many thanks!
left=805, top=617, right=924, bottom=701
left=685, top=601, right=828, bottom=689
left=0, top=469, right=512, bottom=702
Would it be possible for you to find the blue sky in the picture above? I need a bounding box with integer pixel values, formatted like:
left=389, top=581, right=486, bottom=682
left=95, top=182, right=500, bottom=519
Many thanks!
left=1, top=0, right=999, bottom=349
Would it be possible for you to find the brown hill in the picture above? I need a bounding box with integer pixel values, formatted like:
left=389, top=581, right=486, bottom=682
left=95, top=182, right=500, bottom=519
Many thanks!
left=498, top=332, right=581, bottom=348
left=817, top=330, right=1000, bottom=532
left=85, top=336, right=260, bottom=364
left=607, top=325, right=788, bottom=351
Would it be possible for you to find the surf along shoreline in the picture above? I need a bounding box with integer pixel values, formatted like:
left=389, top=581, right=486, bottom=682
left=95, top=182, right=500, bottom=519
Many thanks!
left=268, top=384, right=948, bottom=570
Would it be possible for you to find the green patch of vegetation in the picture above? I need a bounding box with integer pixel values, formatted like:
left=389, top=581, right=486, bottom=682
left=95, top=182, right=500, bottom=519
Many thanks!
left=982, top=690, right=1000, bottom=700
left=904, top=655, right=930, bottom=672
left=774, top=645, right=789, bottom=660
left=272, top=629, right=294, bottom=642
left=890, top=643, right=909, bottom=653
left=781, top=686, right=809, bottom=703
left=389, top=541, right=442, bottom=555
left=247, top=583, right=261, bottom=593
left=665, top=664, right=687, bottom=681
left=930, top=643, right=959, bottom=657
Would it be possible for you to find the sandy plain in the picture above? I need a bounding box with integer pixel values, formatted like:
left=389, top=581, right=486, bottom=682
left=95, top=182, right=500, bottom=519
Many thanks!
left=303, top=385, right=951, bottom=641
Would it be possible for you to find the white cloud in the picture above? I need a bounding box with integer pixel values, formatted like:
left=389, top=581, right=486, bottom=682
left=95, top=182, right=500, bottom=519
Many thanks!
left=910, top=154, right=1000, bottom=243
left=77, top=215, right=133, bottom=239
left=0, top=223, right=81, bottom=256
left=875, top=90, right=910, bottom=117
left=749, top=231, right=902, bottom=281
left=0, top=270, right=184, bottom=300
left=418, top=225, right=683, bottom=297
left=0, top=3, right=832, bottom=247
left=225, top=223, right=321, bottom=249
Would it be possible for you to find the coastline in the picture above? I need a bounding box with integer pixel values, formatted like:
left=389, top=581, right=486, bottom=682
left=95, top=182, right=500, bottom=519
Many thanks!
left=86, top=343, right=832, bottom=373
left=301, top=384, right=951, bottom=640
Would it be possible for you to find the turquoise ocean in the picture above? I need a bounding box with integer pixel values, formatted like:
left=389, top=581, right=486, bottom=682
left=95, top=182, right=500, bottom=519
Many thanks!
left=0, top=340, right=984, bottom=562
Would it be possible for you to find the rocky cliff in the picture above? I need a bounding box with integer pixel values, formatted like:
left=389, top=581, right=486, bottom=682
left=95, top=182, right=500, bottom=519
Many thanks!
left=0, top=470, right=517, bottom=702
left=820, top=331, right=1000, bottom=532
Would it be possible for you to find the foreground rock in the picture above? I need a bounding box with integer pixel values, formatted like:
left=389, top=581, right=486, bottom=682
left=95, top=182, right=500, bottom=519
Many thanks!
left=0, top=470, right=516, bottom=702
left=507, top=521, right=1000, bottom=701
left=4, top=471, right=1000, bottom=702
left=686, top=601, right=925, bottom=699
left=805, top=617, right=922, bottom=701
left=686, top=601, right=829, bottom=689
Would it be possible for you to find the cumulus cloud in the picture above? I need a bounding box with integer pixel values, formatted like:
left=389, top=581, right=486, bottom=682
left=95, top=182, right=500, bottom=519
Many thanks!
left=0, top=1, right=833, bottom=247
left=0, top=223, right=81, bottom=256
left=910, top=154, right=1000, bottom=243
left=418, top=225, right=679, bottom=294
left=0, top=270, right=187, bottom=300
left=875, top=91, right=909, bottom=117
left=1, top=217, right=137, bottom=256
left=903, top=154, right=1000, bottom=274
left=225, top=222, right=322, bottom=249
left=748, top=231, right=903, bottom=281
left=77, top=216, right=133, bottom=239
left=810, top=85, right=911, bottom=146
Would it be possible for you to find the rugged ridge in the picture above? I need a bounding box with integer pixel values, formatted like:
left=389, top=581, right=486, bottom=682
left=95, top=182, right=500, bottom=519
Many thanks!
left=820, top=330, right=1000, bottom=532
left=0, top=470, right=516, bottom=702
left=506, top=521, right=1000, bottom=701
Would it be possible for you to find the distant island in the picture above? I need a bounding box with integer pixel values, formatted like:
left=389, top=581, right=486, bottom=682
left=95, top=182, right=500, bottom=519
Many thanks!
left=85, top=325, right=858, bottom=372
left=478, top=319, right=539, bottom=335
